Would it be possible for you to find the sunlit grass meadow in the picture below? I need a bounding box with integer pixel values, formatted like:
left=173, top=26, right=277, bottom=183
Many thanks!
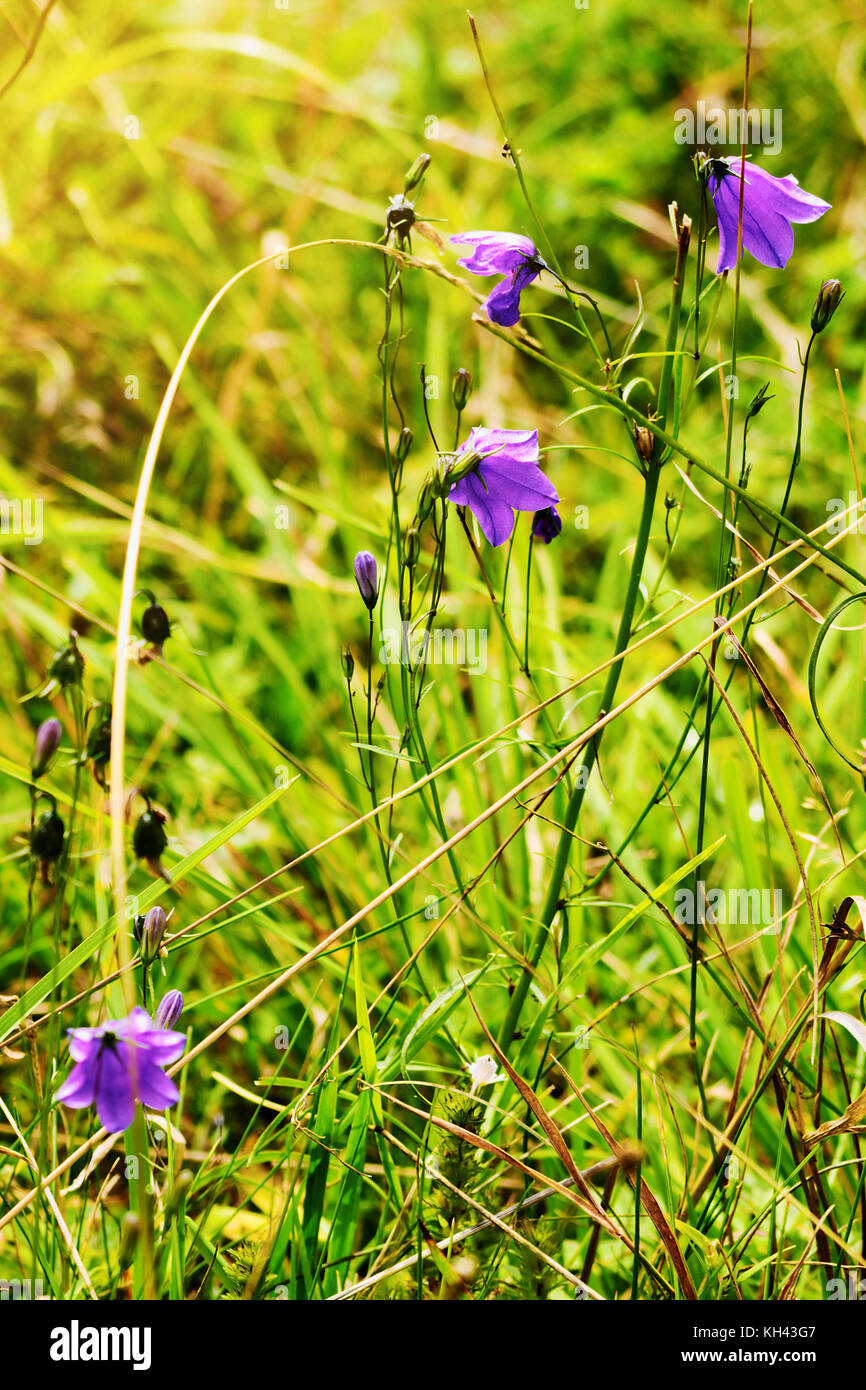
left=1, top=0, right=866, bottom=1308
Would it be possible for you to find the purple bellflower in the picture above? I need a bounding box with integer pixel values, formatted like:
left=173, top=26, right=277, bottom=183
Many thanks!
left=706, top=158, right=830, bottom=274
left=450, top=231, right=543, bottom=326
left=56, top=1006, right=186, bottom=1133
left=448, top=427, right=558, bottom=547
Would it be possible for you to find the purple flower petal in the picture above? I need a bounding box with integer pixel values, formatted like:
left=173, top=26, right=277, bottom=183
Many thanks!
left=55, top=1060, right=98, bottom=1107
left=450, top=231, right=536, bottom=275
left=135, top=1056, right=181, bottom=1110
left=709, top=158, right=830, bottom=273
left=94, top=1042, right=136, bottom=1133
left=482, top=458, right=559, bottom=511
left=451, top=472, right=517, bottom=546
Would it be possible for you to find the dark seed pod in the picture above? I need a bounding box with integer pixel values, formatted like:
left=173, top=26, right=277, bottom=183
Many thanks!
left=396, top=427, right=413, bottom=464
left=452, top=368, right=472, bottom=412
left=48, top=634, right=84, bottom=688
left=32, top=804, right=65, bottom=862
left=133, top=807, right=168, bottom=863
left=386, top=196, right=415, bottom=241
left=141, top=599, right=171, bottom=647
left=86, top=706, right=112, bottom=765
left=133, top=913, right=146, bottom=946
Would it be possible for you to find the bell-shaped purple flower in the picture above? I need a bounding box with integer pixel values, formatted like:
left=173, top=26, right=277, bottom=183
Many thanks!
left=707, top=158, right=830, bottom=274
left=448, top=427, right=558, bottom=547
left=55, top=1006, right=186, bottom=1133
left=353, top=551, right=378, bottom=610
left=450, top=231, right=542, bottom=327
left=532, top=506, right=562, bottom=545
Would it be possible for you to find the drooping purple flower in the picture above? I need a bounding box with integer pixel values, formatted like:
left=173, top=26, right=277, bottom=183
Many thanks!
left=448, top=427, right=559, bottom=547
left=532, top=506, right=562, bottom=544
left=55, top=1006, right=186, bottom=1133
left=353, top=551, right=378, bottom=610
left=154, top=990, right=184, bottom=1030
left=706, top=158, right=830, bottom=274
left=450, top=231, right=543, bottom=327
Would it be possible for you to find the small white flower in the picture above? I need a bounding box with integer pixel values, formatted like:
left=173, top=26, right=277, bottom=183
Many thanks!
left=466, top=1054, right=500, bottom=1093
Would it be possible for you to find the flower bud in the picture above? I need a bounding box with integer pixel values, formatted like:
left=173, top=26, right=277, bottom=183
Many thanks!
left=353, top=551, right=378, bottom=611
left=32, top=718, right=62, bottom=779
left=396, top=427, right=413, bottom=464
left=133, top=806, right=168, bottom=864
left=141, top=597, right=171, bottom=648
left=32, top=803, right=65, bottom=863
left=48, top=634, right=84, bottom=688
left=139, top=905, right=167, bottom=964
left=403, top=153, right=431, bottom=194
left=452, top=368, right=472, bottom=412
left=418, top=473, right=439, bottom=522
left=531, top=507, right=562, bottom=545
left=811, top=279, right=843, bottom=333
left=404, top=526, right=421, bottom=568
left=445, top=451, right=482, bottom=487
left=85, top=703, right=111, bottom=770
left=165, top=1168, right=193, bottom=1219
left=341, top=645, right=355, bottom=681
left=746, top=382, right=773, bottom=422
left=155, top=989, right=184, bottom=1030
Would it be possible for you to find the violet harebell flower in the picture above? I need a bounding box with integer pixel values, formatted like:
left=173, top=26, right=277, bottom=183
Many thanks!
left=448, top=427, right=558, bottom=547
left=450, top=231, right=544, bottom=327
left=706, top=158, right=830, bottom=274
left=56, top=1006, right=186, bottom=1133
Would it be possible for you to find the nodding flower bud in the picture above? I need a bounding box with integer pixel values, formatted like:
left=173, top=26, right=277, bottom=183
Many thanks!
left=341, top=645, right=354, bottom=681
left=404, top=526, right=421, bottom=568
left=403, top=153, right=431, bottom=194
left=133, top=805, right=168, bottom=865
left=85, top=703, right=111, bottom=783
left=811, top=279, right=843, bottom=333
left=531, top=506, right=562, bottom=545
left=632, top=423, right=654, bottom=463
left=396, top=427, right=413, bottom=464
left=48, top=633, right=84, bottom=688
left=141, top=597, right=171, bottom=649
left=353, top=551, right=378, bottom=611
left=139, top=905, right=167, bottom=964
left=452, top=368, right=472, bottom=412
left=32, top=801, right=65, bottom=863
left=32, top=718, right=62, bottom=779
left=155, top=989, right=184, bottom=1030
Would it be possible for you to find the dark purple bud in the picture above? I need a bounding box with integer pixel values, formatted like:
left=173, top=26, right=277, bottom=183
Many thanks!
left=133, top=807, right=168, bottom=863
left=32, top=718, right=62, bottom=779
left=532, top=507, right=562, bottom=545
left=141, top=599, right=171, bottom=647
left=140, top=905, right=167, bottom=963
left=32, top=804, right=65, bottom=862
left=386, top=196, right=415, bottom=241
left=353, top=551, right=378, bottom=611
left=155, top=989, right=184, bottom=1030
left=48, top=634, right=84, bottom=688
left=341, top=645, right=354, bottom=680
left=811, top=279, right=843, bottom=333
left=452, top=368, right=472, bottom=412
